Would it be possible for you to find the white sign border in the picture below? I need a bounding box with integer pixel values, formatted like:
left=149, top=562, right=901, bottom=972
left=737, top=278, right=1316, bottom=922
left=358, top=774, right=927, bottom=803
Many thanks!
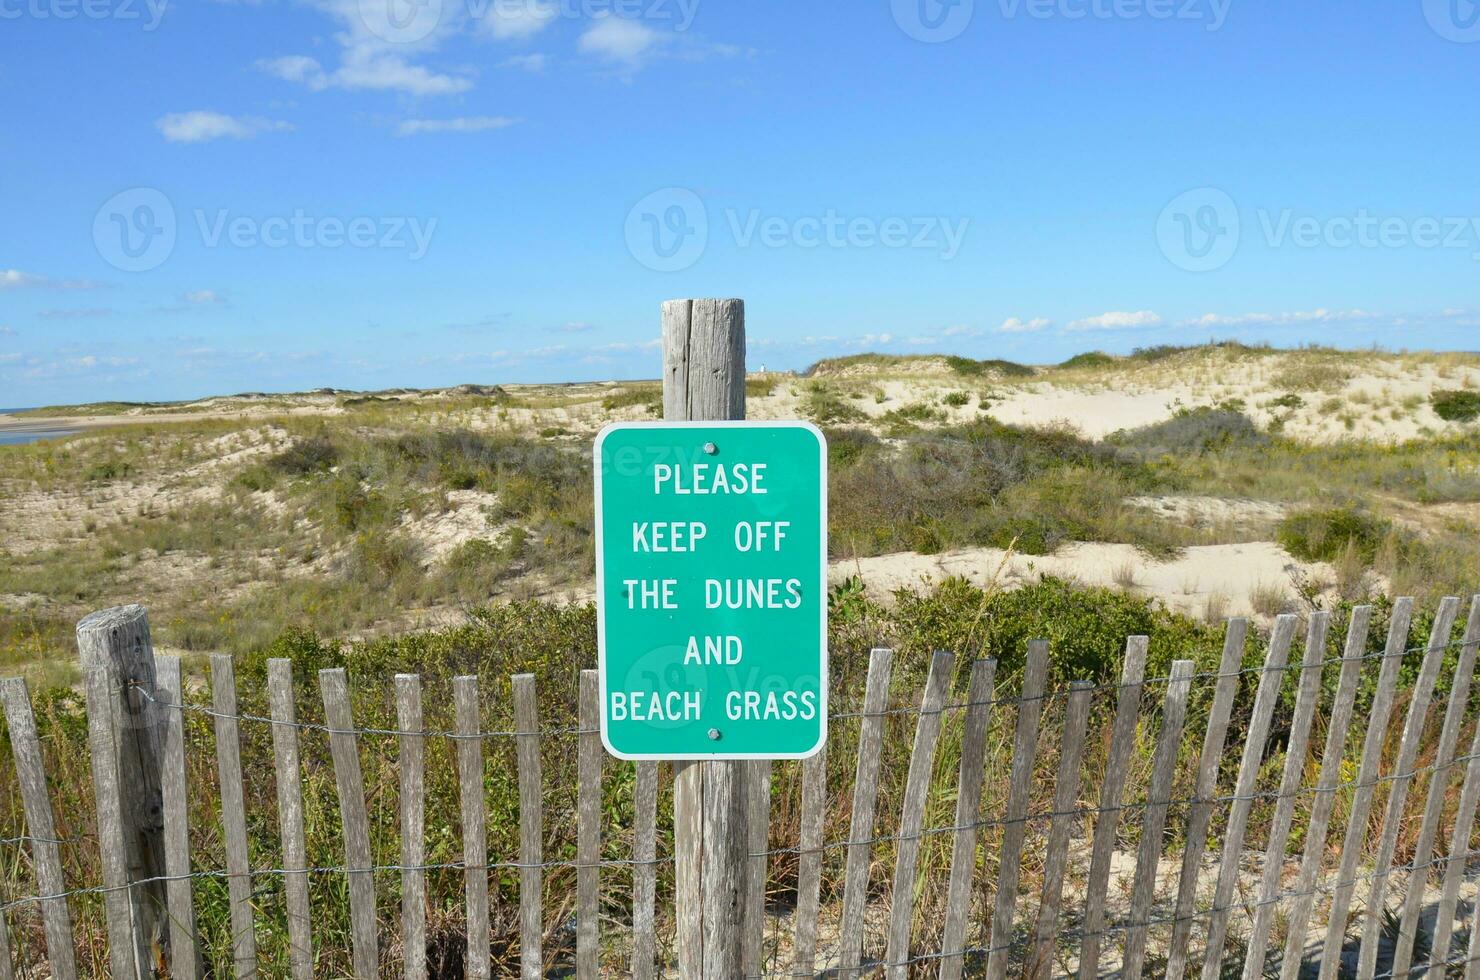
left=593, top=419, right=829, bottom=762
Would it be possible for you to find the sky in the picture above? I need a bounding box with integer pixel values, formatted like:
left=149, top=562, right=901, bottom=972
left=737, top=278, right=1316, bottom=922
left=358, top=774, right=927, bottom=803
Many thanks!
left=3, top=0, right=1480, bottom=406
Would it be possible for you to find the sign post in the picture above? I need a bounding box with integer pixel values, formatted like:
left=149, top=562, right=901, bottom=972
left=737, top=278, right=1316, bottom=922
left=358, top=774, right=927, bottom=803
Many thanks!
left=593, top=299, right=827, bottom=978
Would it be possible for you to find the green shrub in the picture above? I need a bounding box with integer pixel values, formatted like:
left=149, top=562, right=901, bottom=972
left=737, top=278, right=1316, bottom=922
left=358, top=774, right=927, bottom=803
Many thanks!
left=1058, top=351, right=1115, bottom=370
left=1269, top=393, right=1304, bottom=410
left=267, top=436, right=338, bottom=475
left=1277, top=507, right=1389, bottom=563
left=804, top=384, right=868, bottom=424
left=946, top=356, right=1033, bottom=378
left=1432, top=389, right=1480, bottom=423
left=1111, top=408, right=1267, bottom=457
left=601, top=385, right=662, bottom=415
left=943, top=391, right=972, bottom=407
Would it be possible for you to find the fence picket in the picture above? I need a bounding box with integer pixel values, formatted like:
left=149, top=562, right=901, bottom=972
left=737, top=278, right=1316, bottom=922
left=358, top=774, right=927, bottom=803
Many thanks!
left=0, top=676, right=78, bottom=980
left=83, top=663, right=144, bottom=979
left=1391, top=595, right=1480, bottom=977
left=1027, top=680, right=1093, bottom=980
left=793, top=736, right=829, bottom=978
left=0, top=909, right=12, bottom=980
left=885, top=650, right=955, bottom=978
left=744, top=760, right=771, bottom=978
left=1355, top=595, right=1459, bottom=980
left=1200, top=613, right=1299, bottom=978
left=1277, top=607, right=1372, bottom=980
left=513, top=673, right=543, bottom=980
left=839, top=647, right=895, bottom=977
left=268, top=660, right=314, bottom=980
left=210, top=654, right=258, bottom=978
left=631, top=760, right=658, bottom=980
left=1433, top=722, right=1480, bottom=971
left=938, top=658, right=998, bottom=980
left=454, top=676, right=490, bottom=980
left=394, top=674, right=426, bottom=980
left=1164, top=618, right=1248, bottom=980
left=577, top=670, right=601, bottom=980
left=319, top=667, right=379, bottom=980
left=985, top=639, right=1051, bottom=980
left=1317, top=597, right=1415, bottom=980
left=1240, top=613, right=1330, bottom=979
left=156, top=655, right=198, bottom=980
left=1079, top=635, right=1150, bottom=980
left=1122, top=660, right=1195, bottom=980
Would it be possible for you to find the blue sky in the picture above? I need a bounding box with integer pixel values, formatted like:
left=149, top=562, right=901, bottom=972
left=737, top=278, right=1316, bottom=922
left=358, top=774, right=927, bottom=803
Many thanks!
left=3, top=0, right=1480, bottom=406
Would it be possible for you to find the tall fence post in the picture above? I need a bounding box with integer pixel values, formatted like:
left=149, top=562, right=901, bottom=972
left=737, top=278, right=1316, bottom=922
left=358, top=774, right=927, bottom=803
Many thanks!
left=664, top=298, right=748, bottom=980
left=76, top=604, right=168, bottom=979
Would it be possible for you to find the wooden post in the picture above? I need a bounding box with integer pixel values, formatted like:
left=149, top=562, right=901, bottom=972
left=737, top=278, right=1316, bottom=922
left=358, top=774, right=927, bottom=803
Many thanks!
left=664, top=298, right=748, bottom=980
left=75, top=604, right=168, bottom=979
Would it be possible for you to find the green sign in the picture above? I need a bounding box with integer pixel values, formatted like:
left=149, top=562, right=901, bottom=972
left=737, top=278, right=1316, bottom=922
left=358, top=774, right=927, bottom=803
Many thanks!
left=594, top=421, right=828, bottom=760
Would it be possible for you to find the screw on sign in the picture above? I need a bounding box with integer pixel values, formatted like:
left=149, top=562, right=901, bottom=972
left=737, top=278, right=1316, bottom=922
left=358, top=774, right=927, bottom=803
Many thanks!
left=594, top=420, right=828, bottom=760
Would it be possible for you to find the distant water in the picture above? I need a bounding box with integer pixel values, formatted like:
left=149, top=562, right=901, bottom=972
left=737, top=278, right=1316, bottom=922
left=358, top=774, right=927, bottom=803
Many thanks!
left=0, top=409, right=79, bottom=447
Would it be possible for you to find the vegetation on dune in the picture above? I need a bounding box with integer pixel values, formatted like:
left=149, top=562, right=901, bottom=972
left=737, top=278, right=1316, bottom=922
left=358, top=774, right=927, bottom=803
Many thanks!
left=1057, top=351, right=1116, bottom=369
left=1431, top=389, right=1480, bottom=423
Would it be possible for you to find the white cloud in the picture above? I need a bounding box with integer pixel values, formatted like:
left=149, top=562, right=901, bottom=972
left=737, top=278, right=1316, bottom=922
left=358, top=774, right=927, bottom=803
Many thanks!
left=259, top=51, right=473, bottom=96
left=479, top=0, right=557, bottom=40
left=183, top=289, right=226, bottom=305
left=999, top=317, right=1051, bottom=334
left=555, top=321, right=594, bottom=333
left=1067, top=310, right=1163, bottom=331
left=1182, top=309, right=1378, bottom=328
left=0, top=269, right=102, bottom=291
left=500, top=53, right=548, bottom=71
left=0, top=353, right=20, bottom=364
left=156, top=111, right=293, bottom=143
left=0, top=325, right=15, bottom=336
left=396, top=116, right=519, bottom=137
left=579, top=14, right=663, bottom=64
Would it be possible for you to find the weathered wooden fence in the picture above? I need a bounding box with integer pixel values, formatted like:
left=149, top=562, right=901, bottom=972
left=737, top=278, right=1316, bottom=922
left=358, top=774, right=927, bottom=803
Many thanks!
left=4, top=596, right=1480, bottom=977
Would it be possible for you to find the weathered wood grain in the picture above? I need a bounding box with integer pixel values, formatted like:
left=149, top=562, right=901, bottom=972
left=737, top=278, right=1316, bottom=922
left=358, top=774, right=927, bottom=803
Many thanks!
left=1277, top=607, right=1371, bottom=980
left=1239, top=613, right=1329, bottom=980
left=577, top=670, right=601, bottom=980
left=1391, top=595, right=1480, bottom=977
left=884, top=651, right=954, bottom=978
left=210, top=654, right=258, bottom=978
left=394, top=674, right=425, bottom=980
left=838, top=647, right=895, bottom=977
left=1164, top=618, right=1248, bottom=980
left=155, top=656, right=198, bottom=980
left=0, top=676, right=78, bottom=980
left=454, top=676, right=490, bottom=980
left=985, top=639, right=1051, bottom=980
left=1317, top=597, right=1415, bottom=980
left=319, top=668, right=379, bottom=980
left=1079, top=635, right=1150, bottom=980
left=631, top=761, right=659, bottom=980
left=1027, top=680, right=1093, bottom=980
left=1199, top=614, right=1298, bottom=979
left=513, top=674, right=543, bottom=980
left=1355, top=596, right=1458, bottom=980
left=938, top=658, right=998, bottom=980
left=1122, top=661, right=1195, bottom=980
